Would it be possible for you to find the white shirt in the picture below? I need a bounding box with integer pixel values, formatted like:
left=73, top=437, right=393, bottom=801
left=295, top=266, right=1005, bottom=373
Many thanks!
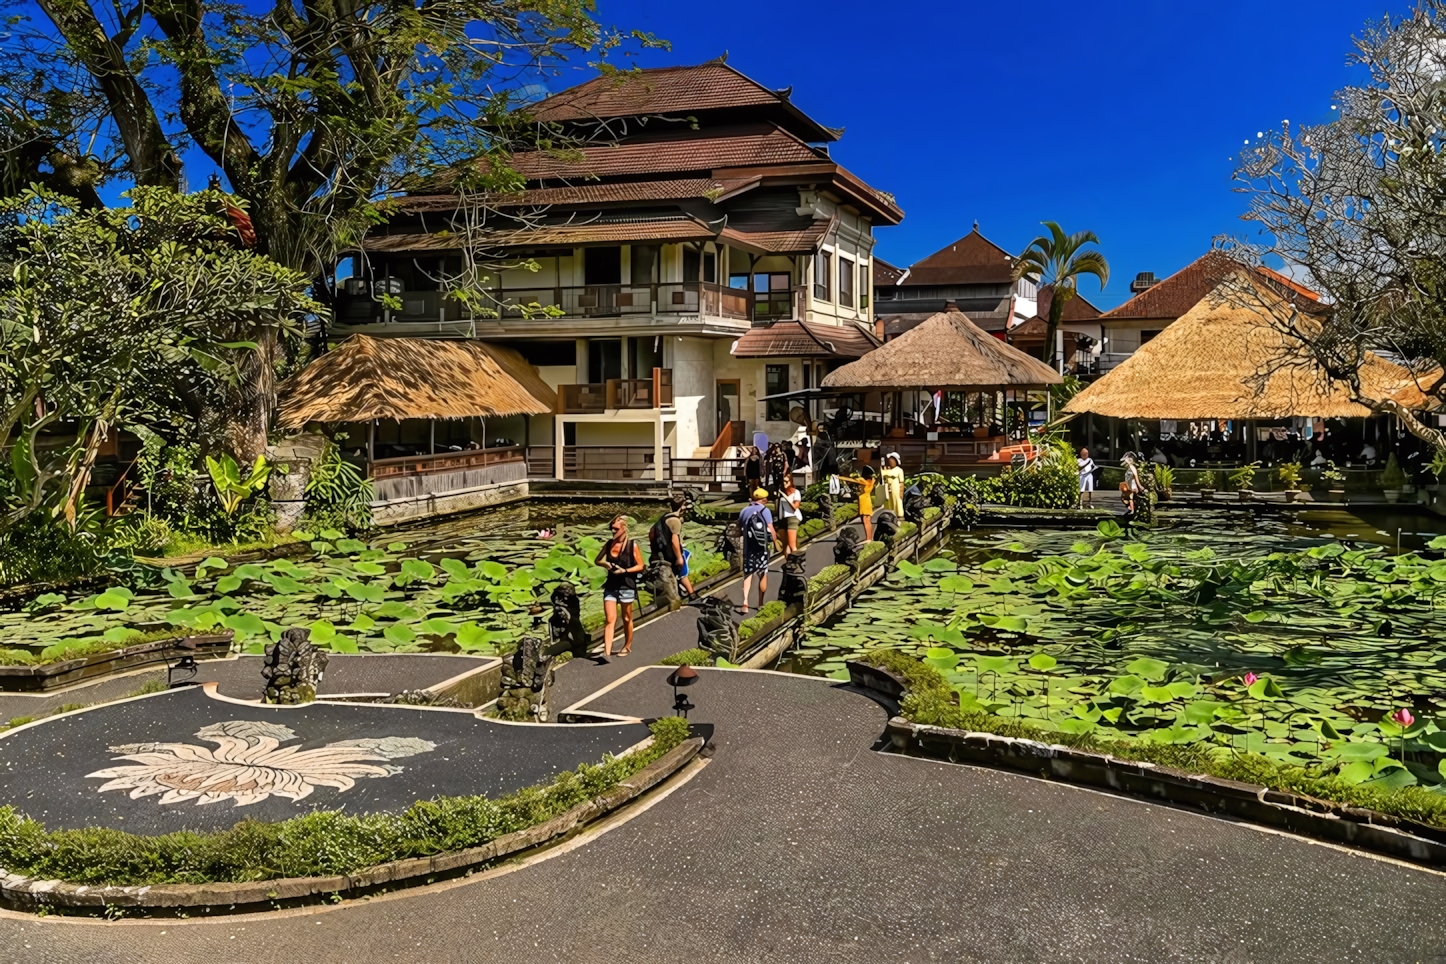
left=780, top=489, right=802, bottom=521
left=1077, top=456, right=1096, bottom=479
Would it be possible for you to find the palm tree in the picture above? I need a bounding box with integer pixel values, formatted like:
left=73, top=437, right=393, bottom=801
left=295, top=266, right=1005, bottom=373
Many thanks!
left=1013, top=223, right=1109, bottom=369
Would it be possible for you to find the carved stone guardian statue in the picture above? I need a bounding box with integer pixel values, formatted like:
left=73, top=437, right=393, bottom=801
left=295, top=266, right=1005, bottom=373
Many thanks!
left=261, top=628, right=329, bottom=704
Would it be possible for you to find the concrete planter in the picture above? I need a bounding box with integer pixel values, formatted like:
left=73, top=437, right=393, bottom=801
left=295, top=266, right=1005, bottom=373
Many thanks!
left=0, top=633, right=234, bottom=693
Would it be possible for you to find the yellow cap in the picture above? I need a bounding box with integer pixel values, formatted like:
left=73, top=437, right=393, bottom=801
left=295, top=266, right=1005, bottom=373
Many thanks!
left=752, top=487, right=770, bottom=500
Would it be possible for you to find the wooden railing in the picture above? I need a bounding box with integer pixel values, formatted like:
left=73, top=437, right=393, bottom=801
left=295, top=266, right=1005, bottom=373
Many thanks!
left=558, top=368, right=673, bottom=414
left=566, top=446, right=670, bottom=481
left=710, top=420, right=746, bottom=459
left=672, top=457, right=747, bottom=490
left=368, top=446, right=524, bottom=480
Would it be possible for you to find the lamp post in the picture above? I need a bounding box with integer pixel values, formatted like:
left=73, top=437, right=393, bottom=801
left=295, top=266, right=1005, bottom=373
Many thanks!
left=667, top=664, right=699, bottom=718
left=166, top=637, right=199, bottom=688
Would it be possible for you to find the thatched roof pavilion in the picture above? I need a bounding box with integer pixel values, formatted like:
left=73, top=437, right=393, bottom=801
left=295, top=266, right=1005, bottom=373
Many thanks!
left=278, top=335, right=556, bottom=429
left=1064, top=282, right=1432, bottom=420
left=820, top=308, right=1062, bottom=391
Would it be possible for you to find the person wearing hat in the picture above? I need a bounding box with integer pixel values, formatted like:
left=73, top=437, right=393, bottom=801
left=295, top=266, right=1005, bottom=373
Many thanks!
left=738, top=487, right=777, bottom=615
left=881, top=452, right=906, bottom=516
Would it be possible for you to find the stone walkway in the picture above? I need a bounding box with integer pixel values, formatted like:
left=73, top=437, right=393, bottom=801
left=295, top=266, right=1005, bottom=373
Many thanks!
left=8, top=668, right=1446, bottom=962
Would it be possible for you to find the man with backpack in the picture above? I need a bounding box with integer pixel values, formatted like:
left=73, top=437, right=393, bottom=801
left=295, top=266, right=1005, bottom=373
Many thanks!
left=649, top=494, right=694, bottom=597
left=738, top=487, right=777, bottom=615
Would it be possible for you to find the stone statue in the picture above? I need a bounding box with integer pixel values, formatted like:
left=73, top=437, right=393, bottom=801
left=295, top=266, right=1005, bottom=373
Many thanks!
left=834, top=526, right=861, bottom=568
left=693, top=595, right=740, bottom=662
left=778, top=552, right=808, bottom=605
left=497, top=635, right=555, bottom=722
left=645, top=558, right=682, bottom=611
left=875, top=510, right=900, bottom=546
left=716, top=522, right=743, bottom=570
left=261, top=628, right=329, bottom=704
left=929, top=483, right=947, bottom=509
left=818, top=488, right=835, bottom=530
left=904, top=488, right=927, bottom=525
left=548, top=582, right=588, bottom=658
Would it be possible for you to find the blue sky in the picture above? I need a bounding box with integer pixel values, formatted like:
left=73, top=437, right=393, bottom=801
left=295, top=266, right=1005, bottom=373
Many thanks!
left=583, top=0, right=1391, bottom=308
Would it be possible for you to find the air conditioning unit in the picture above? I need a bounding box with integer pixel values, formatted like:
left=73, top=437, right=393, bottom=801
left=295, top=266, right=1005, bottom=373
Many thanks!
left=342, top=277, right=368, bottom=296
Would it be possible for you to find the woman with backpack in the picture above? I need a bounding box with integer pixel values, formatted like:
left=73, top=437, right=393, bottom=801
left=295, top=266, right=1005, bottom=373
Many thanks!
left=738, top=488, right=777, bottom=615
left=649, top=494, right=694, bottom=597
left=594, top=515, right=645, bottom=659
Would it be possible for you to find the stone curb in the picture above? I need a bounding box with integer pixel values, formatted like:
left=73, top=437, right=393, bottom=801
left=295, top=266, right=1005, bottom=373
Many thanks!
left=885, top=717, right=1446, bottom=867
left=0, top=737, right=704, bottom=913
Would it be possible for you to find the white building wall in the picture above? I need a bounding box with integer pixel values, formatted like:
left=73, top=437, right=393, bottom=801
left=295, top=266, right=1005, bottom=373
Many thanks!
left=667, top=335, right=713, bottom=455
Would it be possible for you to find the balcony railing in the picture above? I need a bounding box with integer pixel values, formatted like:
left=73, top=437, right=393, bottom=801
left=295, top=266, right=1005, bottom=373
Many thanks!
left=558, top=368, right=673, bottom=414
left=522, top=446, right=671, bottom=481
left=488, top=282, right=748, bottom=321
left=368, top=446, right=524, bottom=480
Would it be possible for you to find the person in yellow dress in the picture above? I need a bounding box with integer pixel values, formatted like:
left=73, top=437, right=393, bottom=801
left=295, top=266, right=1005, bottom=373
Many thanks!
left=838, top=464, right=877, bottom=541
left=881, top=453, right=906, bottom=516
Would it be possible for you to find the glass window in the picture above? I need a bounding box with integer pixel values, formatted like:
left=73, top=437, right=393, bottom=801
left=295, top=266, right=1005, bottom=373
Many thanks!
left=683, top=248, right=700, bottom=283
left=703, top=251, right=717, bottom=284
left=765, top=364, right=789, bottom=421
left=630, top=245, right=657, bottom=286
left=729, top=273, right=750, bottom=289
left=813, top=251, right=831, bottom=301
left=839, top=258, right=855, bottom=308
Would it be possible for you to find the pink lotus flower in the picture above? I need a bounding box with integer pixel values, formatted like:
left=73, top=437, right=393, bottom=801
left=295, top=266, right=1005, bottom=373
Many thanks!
left=1391, top=708, right=1415, bottom=729
left=1243, top=672, right=1258, bottom=687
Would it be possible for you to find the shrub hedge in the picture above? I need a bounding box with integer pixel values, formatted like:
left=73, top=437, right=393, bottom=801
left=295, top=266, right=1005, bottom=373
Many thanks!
left=658, top=648, right=714, bottom=667
left=738, top=601, right=786, bottom=641
left=0, top=717, right=692, bottom=886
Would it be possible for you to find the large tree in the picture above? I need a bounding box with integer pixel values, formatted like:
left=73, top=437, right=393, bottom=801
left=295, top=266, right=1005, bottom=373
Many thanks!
left=1011, top=222, right=1109, bottom=368
left=1, top=0, right=659, bottom=456
left=1232, top=2, right=1446, bottom=452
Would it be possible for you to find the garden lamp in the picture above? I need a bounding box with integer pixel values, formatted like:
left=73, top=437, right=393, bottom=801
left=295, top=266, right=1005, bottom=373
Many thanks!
left=167, top=637, right=200, bottom=689
left=668, top=665, right=698, bottom=719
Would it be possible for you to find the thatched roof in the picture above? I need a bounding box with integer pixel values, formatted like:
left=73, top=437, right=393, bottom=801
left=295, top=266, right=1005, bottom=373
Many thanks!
left=1065, top=280, right=1433, bottom=420
left=821, top=308, right=1063, bottom=391
left=278, top=336, right=556, bottom=428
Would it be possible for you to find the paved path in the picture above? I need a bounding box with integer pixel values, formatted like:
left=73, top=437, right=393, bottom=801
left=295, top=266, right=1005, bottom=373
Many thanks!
left=8, top=668, right=1446, bottom=963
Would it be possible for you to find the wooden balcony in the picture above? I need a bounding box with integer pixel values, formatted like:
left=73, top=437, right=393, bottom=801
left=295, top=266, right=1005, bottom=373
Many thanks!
left=558, top=368, right=674, bottom=414
left=368, top=446, right=524, bottom=480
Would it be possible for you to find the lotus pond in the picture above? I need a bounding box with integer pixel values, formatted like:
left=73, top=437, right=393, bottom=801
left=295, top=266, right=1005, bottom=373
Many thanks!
left=787, top=507, right=1446, bottom=791
left=0, top=500, right=729, bottom=664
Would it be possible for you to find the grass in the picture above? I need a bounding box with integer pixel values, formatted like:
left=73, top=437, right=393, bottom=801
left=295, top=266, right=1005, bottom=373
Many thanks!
left=738, top=601, right=787, bottom=641
left=865, top=651, right=1446, bottom=832
left=0, top=717, right=691, bottom=886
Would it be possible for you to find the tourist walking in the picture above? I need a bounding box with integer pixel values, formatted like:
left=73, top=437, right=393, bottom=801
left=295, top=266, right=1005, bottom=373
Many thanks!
left=1077, top=447, right=1096, bottom=508
left=594, top=515, right=644, bottom=659
left=778, top=476, right=802, bottom=553
left=839, top=464, right=876, bottom=541
left=1119, top=453, right=1143, bottom=515
left=881, top=453, right=906, bottom=516
left=738, top=488, right=777, bottom=615
left=744, top=446, right=763, bottom=493
left=648, top=494, right=694, bottom=597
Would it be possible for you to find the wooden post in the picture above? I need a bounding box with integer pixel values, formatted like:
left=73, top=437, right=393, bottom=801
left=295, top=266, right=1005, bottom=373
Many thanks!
left=429, top=420, right=435, bottom=455
left=367, top=421, right=376, bottom=466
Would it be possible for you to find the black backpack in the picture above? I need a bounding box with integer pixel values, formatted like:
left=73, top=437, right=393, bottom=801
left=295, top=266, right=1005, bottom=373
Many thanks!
left=650, top=512, right=679, bottom=562
left=743, top=506, right=770, bottom=550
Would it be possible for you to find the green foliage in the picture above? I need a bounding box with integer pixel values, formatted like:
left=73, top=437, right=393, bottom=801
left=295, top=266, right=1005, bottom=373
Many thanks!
left=738, top=601, right=787, bottom=641
left=1277, top=462, right=1303, bottom=490
left=205, top=454, right=272, bottom=516
left=798, top=518, right=828, bottom=542
left=806, top=564, right=852, bottom=602
left=894, top=521, right=919, bottom=543
left=1012, top=222, right=1110, bottom=364
left=658, top=648, right=715, bottom=667
left=833, top=502, right=859, bottom=526
left=1226, top=462, right=1259, bottom=492
left=1382, top=453, right=1406, bottom=488
left=301, top=439, right=374, bottom=533
left=1321, top=460, right=1346, bottom=484
left=1199, top=470, right=1218, bottom=490
left=857, top=541, right=888, bottom=569
left=0, top=718, right=690, bottom=886
left=1152, top=463, right=1175, bottom=493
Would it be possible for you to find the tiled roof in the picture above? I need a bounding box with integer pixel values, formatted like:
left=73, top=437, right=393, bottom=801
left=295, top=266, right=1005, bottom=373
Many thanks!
left=355, top=216, right=719, bottom=253
left=899, top=228, right=1017, bottom=286
left=532, top=63, right=780, bottom=121
left=391, top=178, right=761, bottom=213
left=732, top=320, right=878, bottom=358
left=873, top=259, right=906, bottom=286
left=719, top=218, right=833, bottom=254
left=1098, top=251, right=1242, bottom=321
left=510, top=125, right=824, bottom=180
left=1028, top=284, right=1104, bottom=324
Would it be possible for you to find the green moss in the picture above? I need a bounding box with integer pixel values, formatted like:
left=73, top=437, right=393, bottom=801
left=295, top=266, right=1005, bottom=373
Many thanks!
left=658, top=648, right=715, bottom=666
left=857, top=541, right=887, bottom=568
left=738, top=601, right=787, bottom=641
left=806, top=564, right=851, bottom=603
left=798, top=518, right=827, bottom=542
left=693, top=556, right=732, bottom=581
left=922, top=506, right=942, bottom=523
left=832, top=502, right=858, bottom=526
left=0, top=717, right=691, bottom=886
left=894, top=521, right=919, bottom=543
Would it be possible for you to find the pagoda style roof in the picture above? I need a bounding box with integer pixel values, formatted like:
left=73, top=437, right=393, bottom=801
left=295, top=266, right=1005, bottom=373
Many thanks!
left=896, top=228, right=1017, bottom=286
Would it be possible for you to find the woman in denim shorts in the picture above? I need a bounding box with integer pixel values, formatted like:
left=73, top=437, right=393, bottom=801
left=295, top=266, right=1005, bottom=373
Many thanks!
left=594, top=515, right=644, bottom=659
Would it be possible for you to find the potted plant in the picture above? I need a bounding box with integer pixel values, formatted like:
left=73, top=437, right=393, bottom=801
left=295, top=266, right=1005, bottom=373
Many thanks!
left=1321, top=460, right=1346, bottom=501
left=1276, top=462, right=1303, bottom=502
left=1427, top=450, right=1446, bottom=501
left=1152, top=463, right=1175, bottom=502
left=1380, top=452, right=1405, bottom=503
left=1198, top=469, right=1217, bottom=499
left=1228, top=462, right=1259, bottom=501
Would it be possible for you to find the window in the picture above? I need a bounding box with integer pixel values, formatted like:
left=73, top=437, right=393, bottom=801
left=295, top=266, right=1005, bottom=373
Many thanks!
left=630, top=245, right=657, bottom=286
left=754, top=272, right=792, bottom=320
left=839, top=258, right=855, bottom=308
left=584, top=247, right=621, bottom=286
left=1140, top=330, right=1162, bottom=344
left=729, top=273, right=750, bottom=289
left=703, top=251, right=717, bottom=284
left=765, top=364, right=790, bottom=421
left=682, top=248, right=700, bottom=283
left=813, top=251, right=832, bottom=301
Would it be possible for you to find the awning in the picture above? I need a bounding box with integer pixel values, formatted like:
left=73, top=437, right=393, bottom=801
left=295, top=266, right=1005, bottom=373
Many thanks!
left=278, top=335, right=556, bottom=428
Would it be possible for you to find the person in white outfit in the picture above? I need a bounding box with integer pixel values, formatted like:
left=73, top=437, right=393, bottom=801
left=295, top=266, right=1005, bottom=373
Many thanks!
left=1077, top=447, right=1096, bottom=508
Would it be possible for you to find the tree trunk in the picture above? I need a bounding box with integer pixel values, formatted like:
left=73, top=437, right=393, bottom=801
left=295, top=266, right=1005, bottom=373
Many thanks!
left=213, top=332, right=277, bottom=463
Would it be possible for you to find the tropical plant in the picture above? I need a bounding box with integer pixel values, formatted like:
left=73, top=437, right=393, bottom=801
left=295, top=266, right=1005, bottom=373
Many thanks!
left=1430, top=449, right=1446, bottom=485
left=1322, top=460, right=1347, bottom=486
left=1152, top=463, right=1175, bottom=495
left=204, top=455, right=273, bottom=517
left=1227, top=462, right=1260, bottom=492
left=1199, top=470, right=1218, bottom=491
left=302, top=440, right=374, bottom=533
left=1011, top=222, right=1110, bottom=366
left=1277, top=462, right=1303, bottom=490
left=1381, top=452, right=1406, bottom=489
